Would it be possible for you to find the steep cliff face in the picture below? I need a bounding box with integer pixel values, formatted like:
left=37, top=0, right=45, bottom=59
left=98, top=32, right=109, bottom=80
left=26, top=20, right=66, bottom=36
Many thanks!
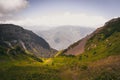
left=0, top=24, right=56, bottom=58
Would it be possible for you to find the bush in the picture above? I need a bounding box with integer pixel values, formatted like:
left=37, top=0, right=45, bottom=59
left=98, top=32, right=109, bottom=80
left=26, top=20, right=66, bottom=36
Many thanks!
left=81, top=65, right=88, bottom=70
left=94, top=71, right=119, bottom=80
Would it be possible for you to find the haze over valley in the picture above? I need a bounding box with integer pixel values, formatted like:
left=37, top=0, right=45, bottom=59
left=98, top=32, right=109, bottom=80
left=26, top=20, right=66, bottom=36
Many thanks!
left=0, top=0, right=120, bottom=80
left=36, top=26, right=94, bottom=50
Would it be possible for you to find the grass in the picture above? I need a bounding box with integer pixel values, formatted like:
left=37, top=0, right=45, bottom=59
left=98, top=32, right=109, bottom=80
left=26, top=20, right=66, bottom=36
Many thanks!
left=0, top=25, right=120, bottom=80
left=77, top=32, right=120, bottom=62
left=0, top=54, right=61, bottom=80
left=0, top=50, right=120, bottom=80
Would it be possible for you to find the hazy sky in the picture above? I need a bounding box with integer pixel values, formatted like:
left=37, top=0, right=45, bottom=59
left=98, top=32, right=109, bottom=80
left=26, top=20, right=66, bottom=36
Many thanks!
left=0, top=0, right=120, bottom=30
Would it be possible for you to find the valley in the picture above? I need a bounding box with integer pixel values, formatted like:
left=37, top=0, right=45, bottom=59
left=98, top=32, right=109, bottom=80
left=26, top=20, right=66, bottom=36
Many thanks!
left=36, top=26, right=94, bottom=50
left=0, top=18, right=120, bottom=80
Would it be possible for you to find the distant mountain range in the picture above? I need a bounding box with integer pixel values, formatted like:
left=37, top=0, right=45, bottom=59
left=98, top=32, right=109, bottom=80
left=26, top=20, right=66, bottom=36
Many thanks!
left=36, top=26, right=94, bottom=50
left=0, top=24, right=56, bottom=58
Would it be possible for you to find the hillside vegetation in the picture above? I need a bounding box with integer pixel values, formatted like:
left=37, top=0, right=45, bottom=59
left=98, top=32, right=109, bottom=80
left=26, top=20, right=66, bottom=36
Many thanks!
left=0, top=18, right=120, bottom=80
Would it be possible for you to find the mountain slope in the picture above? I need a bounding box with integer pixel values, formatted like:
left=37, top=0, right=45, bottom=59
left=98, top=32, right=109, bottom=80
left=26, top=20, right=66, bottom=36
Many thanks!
left=0, top=24, right=56, bottom=58
left=62, top=17, right=120, bottom=56
left=36, top=26, right=94, bottom=50
left=0, top=18, right=120, bottom=80
left=55, top=17, right=120, bottom=80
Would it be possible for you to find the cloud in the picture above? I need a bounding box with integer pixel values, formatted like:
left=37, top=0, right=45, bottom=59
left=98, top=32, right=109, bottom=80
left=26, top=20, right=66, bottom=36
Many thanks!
left=0, top=0, right=28, bottom=20
left=5, top=12, right=107, bottom=30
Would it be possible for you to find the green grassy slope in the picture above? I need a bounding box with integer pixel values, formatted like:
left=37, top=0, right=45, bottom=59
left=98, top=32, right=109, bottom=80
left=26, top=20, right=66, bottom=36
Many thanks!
left=0, top=46, right=61, bottom=80
left=52, top=18, right=120, bottom=80
left=82, top=18, right=120, bottom=62
left=0, top=18, right=120, bottom=80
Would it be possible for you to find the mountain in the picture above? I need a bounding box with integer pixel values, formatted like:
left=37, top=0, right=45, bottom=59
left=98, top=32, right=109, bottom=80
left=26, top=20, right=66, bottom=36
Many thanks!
left=0, top=24, right=56, bottom=58
left=54, top=17, right=120, bottom=80
left=62, top=17, right=120, bottom=56
left=36, top=26, right=94, bottom=50
left=0, top=18, right=120, bottom=80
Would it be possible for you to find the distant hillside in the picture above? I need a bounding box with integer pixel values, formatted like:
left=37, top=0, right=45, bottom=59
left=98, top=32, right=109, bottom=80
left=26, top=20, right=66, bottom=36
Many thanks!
left=62, top=17, right=120, bottom=56
left=36, top=26, right=94, bottom=50
left=0, top=24, right=56, bottom=58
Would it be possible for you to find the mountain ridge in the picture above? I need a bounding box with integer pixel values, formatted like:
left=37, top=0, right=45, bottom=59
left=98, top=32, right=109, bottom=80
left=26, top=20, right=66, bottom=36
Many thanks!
left=0, top=24, right=56, bottom=58
left=0, top=18, right=120, bottom=80
left=61, top=17, right=120, bottom=56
